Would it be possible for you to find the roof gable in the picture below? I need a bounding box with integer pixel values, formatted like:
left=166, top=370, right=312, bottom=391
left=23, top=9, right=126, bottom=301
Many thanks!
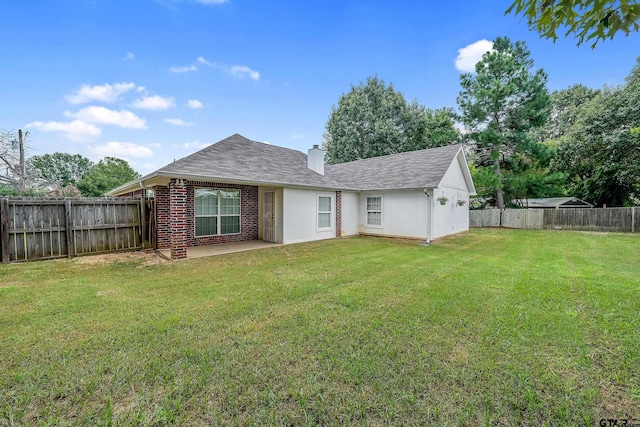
left=325, top=144, right=467, bottom=191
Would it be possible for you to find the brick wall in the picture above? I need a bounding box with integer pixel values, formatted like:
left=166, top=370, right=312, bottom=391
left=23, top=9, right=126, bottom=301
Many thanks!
left=155, top=185, right=170, bottom=249
left=187, top=181, right=259, bottom=246
left=154, top=180, right=259, bottom=257
left=169, top=179, right=188, bottom=259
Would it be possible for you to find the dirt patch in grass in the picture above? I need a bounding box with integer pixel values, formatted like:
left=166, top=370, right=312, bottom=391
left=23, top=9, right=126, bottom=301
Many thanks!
left=72, top=251, right=168, bottom=267
left=0, top=281, right=24, bottom=288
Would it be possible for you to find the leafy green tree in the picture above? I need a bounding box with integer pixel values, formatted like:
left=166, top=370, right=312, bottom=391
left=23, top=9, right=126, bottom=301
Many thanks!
left=530, top=84, right=600, bottom=144
left=28, top=153, right=94, bottom=188
left=0, top=184, right=19, bottom=196
left=506, top=0, right=640, bottom=47
left=457, top=36, right=551, bottom=209
left=503, top=143, right=568, bottom=205
left=553, top=58, right=640, bottom=206
left=77, top=157, right=140, bottom=197
left=323, top=76, right=459, bottom=164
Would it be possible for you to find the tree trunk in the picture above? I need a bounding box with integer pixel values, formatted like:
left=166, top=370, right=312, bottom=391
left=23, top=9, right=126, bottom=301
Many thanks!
left=494, top=157, right=505, bottom=210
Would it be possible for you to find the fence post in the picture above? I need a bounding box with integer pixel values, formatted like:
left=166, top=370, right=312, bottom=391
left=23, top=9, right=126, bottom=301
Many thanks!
left=140, top=196, right=147, bottom=249
left=1, top=198, right=9, bottom=263
left=633, top=207, right=635, bottom=233
left=64, top=200, right=74, bottom=258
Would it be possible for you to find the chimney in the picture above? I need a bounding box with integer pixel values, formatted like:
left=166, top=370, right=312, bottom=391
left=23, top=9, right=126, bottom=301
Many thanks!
left=307, top=144, right=325, bottom=175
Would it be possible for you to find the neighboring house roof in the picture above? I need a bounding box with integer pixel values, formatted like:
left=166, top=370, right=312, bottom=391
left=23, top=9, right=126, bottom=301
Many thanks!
left=519, top=197, right=594, bottom=208
left=325, top=143, right=467, bottom=191
left=107, top=134, right=475, bottom=195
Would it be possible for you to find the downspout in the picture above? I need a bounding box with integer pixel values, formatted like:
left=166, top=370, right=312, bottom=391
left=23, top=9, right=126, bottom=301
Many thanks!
left=423, top=188, right=432, bottom=246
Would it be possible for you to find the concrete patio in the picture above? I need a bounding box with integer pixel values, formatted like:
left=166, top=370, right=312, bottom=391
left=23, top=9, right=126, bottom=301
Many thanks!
left=158, top=240, right=281, bottom=260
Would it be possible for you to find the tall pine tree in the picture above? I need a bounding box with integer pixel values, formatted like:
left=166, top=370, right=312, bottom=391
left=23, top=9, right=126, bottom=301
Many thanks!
left=457, top=36, right=550, bottom=209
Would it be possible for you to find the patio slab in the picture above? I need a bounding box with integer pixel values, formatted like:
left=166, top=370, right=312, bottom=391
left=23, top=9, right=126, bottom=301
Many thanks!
left=158, top=240, right=281, bottom=260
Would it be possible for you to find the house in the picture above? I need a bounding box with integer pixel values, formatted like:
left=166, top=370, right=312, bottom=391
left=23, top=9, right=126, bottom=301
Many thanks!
left=517, top=197, right=594, bottom=209
left=107, top=134, right=476, bottom=259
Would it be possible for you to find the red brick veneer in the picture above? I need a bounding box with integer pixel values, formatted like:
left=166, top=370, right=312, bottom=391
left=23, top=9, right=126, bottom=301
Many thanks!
left=154, top=180, right=259, bottom=258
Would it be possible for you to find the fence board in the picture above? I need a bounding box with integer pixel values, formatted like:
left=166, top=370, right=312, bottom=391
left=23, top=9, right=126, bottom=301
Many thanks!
left=469, top=209, right=501, bottom=227
left=503, top=209, right=544, bottom=229
left=1, top=199, right=9, bottom=263
left=0, top=197, right=151, bottom=263
left=470, top=207, right=639, bottom=233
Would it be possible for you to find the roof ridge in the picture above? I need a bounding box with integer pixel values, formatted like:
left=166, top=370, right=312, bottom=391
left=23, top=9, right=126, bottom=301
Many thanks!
left=327, top=143, right=462, bottom=168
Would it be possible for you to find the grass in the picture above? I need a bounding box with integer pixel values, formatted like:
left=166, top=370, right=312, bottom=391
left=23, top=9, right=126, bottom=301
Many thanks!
left=1, top=229, right=639, bottom=426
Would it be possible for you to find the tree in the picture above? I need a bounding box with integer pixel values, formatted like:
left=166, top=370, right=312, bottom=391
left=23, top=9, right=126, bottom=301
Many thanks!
left=506, top=0, right=640, bottom=47
left=77, top=157, right=140, bottom=197
left=457, top=36, right=551, bottom=209
left=323, top=76, right=459, bottom=164
left=28, top=153, right=94, bottom=188
left=0, top=129, right=28, bottom=195
left=553, top=58, right=640, bottom=206
left=530, top=84, right=600, bottom=144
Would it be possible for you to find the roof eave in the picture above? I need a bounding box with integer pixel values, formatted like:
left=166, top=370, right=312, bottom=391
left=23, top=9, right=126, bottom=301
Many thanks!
left=111, top=170, right=352, bottom=193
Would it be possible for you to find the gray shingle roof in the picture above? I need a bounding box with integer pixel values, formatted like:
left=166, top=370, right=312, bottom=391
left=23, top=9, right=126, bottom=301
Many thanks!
left=109, top=134, right=466, bottom=195
left=325, top=143, right=463, bottom=190
left=519, top=197, right=593, bottom=208
left=157, top=134, right=347, bottom=189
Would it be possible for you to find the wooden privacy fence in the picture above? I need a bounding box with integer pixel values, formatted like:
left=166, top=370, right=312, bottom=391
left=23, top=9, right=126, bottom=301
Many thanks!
left=470, top=207, right=639, bottom=233
left=0, top=197, right=155, bottom=263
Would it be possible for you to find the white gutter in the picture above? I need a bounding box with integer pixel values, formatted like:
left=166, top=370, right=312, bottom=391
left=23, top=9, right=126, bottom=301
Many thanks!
left=423, top=188, right=433, bottom=245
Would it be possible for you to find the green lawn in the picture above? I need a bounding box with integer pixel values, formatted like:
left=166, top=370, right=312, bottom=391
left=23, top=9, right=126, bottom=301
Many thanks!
left=1, top=229, right=639, bottom=426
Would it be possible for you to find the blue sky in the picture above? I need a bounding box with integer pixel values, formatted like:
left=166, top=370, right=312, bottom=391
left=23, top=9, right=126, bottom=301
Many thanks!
left=2, top=0, right=639, bottom=175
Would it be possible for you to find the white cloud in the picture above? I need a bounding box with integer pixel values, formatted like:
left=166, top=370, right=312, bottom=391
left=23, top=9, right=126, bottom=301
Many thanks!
left=455, top=39, right=494, bottom=72
left=229, top=65, right=260, bottom=80
left=131, top=95, right=176, bottom=110
left=26, top=120, right=102, bottom=142
left=189, top=57, right=260, bottom=81
left=126, top=52, right=135, bottom=60
left=169, top=64, right=198, bottom=73
left=65, top=106, right=147, bottom=129
left=89, top=142, right=154, bottom=159
left=181, top=140, right=210, bottom=150
left=65, top=82, right=136, bottom=104
left=165, top=118, right=193, bottom=126
left=187, top=99, right=204, bottom=109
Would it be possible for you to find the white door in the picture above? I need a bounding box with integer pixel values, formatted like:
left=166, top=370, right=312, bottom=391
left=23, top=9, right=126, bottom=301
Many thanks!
left=263, top=191, right=276, bottom=242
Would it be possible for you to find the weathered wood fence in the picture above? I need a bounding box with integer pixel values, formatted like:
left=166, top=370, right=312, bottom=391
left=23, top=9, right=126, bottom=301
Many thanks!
left=0, top=197, right=155, bottom=263
left=470, top=207, right=639, bottom=233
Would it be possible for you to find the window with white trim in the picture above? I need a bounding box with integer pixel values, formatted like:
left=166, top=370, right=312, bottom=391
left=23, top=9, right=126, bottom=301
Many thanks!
left=366, top=196, right=382, bottom=226
left=194, top=188, right=241, bottom=237
left=317, top=196, right=332, bottom=229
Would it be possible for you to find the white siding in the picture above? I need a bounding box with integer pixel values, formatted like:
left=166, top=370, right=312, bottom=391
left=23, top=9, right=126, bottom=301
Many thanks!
left=358, top=190, right=429, bottom=239
left=340, top=191, right=359, bottom=236
left=282, top=188, right=336, bottom=244
left=431, top=154, right=470, bottom=239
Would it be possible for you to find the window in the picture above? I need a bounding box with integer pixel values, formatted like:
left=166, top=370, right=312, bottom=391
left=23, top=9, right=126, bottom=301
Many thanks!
left=195, top=188, right=241, bottom=236
left=318, top=196, right=332, bottom=229
left=366, top=196, right=382, bottom=226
